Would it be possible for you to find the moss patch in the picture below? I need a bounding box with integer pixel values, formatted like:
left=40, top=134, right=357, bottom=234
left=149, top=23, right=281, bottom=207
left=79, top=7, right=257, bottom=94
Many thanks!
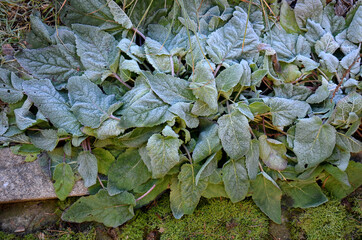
left=119, top=194, right=269, bottom=239
left=289, top=200, right=359, bottom=240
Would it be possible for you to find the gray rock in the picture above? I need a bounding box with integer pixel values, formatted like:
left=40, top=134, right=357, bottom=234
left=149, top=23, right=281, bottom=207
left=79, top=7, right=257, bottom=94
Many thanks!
left=0, top=148, right=87, bottom=203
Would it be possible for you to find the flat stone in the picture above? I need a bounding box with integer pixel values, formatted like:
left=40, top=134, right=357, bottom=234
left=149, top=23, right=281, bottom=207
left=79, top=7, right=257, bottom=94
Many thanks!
left=0, top=148, right=88, bottom=203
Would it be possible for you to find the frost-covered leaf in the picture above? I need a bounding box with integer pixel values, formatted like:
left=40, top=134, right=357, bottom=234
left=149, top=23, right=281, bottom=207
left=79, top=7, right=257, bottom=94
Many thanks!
left=108, top=149, right=150, bottom=195
left=294, top=0, right=323, bottom=30
left=195, top=151, right=221, bottom=185
left=144, top=72, right=195, bottom=104
left=144, top=37, right=172, bottom=73
left=16, top=44, right=82, bottom=88
left=169, top=102, right=199, bottom=128
left=73, top=24, right=118, bottom=80
left=77, top=151, right=98, bottom=187
left=22, top=79, right=82, bottom=136
left=193, top=124, right=221, bottom=163
left=294, top=116, right=336, bottom=172
left=267, top=97, right=310, bottom=127
left=273, top=84, right=312, bottom=101
left=267, top=26, right=311, bottom=63
left=53, top=163, right=75, bottom=201
left=146, top=133, right=182, bottom=178
left=14, top=99, right=47, bottom=130
left=107, top=0, right=132, bottom=29
left=331, top=92, right=362, bottom=126
left=315, top=33, right=339, bottom=55
left=62, top=190, right=135, bottom=228
left=280, top=181, right=327, bottom=208
left=259, top=135, right=287, bottom=171
left=336, top=132, right=362, bottom=153
left=118, top=126, right=163, bottom=148
left=347, top=6, right=362, bottom=44
left=179, top=164, right=208, bottom=215
left=251, top=172, right=282, bottom=224
left=190, top=60, right=218, bottom=111
left=0, top=68, right=23, bottom=104
left=68, top=76, right=122, bottom=128
left=29, top=129, right=58, bottom=151
left=319, top=52, right=339, bottom=73
left=280, top=0, right=301, bottom=33
left=222, top=158, right=249, bottom=203
left=218, top=110, right=251, bottom=159
left=215, top=64, right=244, bottom=93
left=206, top=6, right=259, bottom=64
left=246, top=139, right=259, bottom=180
left=0, top=111, right=8, bottom=135
left=83, top=119, right=124, bottom=140
left=306, top=78, right=329, bottom=104
left=340, top=47, right=361, bottom=75
left=119, top=87, right=174, bottom=128
left=191, top=100, right=218, bottom=117
left=335, top=30, right=358, bottom=55
left=321, top=2, right=345, bottom=35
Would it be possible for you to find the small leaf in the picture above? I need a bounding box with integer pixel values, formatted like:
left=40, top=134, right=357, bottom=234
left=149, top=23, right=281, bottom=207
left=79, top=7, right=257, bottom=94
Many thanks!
left=306, top=78, right=330, bottom=104
left=62, top=190, right=136, bottom=228
left=29, top=129, right=58, bottom=151
left=347, top=6, right=362, bottom=44
left=324, top=164, right=350, bottom=187
left=0, top=68, right=23, bottom=104
left=14, top=99, right=46, bottom=130
left=259, top=135, right=287, bottom=171
left=215, top=64, right=244, bottom=93
left=108, top=0, right=132, bottom=29
left=246, top=139, right=260, bottom=180
left=251, top=172, right=282, bottom=224
left=222, top=158, right=249, bottom=203
left=280, top=0, right=301, bottom=33
left=169, top=102, right=199, bottom=128
left=0, top=111, right=9, bottom=135
left=53, top=163, right=75, bottom=201
left=170, top=177, right=184, bottom=219
left=294, top=0, right=323, bottom=30
left=92, top=148, right=115, bottom=175
left=192, top=124, right=221, bottom=163
left=195, top=151, right=221, bottom=185
left=336, top=132, right=362, bottom=153
left=77, top=151, right=98, bottom=187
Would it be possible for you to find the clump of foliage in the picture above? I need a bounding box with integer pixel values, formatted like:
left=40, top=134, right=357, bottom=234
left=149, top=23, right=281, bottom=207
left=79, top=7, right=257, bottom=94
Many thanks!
left=0, top=0, right=361, bottom=227
left=119, top=194, right=269, bottom=239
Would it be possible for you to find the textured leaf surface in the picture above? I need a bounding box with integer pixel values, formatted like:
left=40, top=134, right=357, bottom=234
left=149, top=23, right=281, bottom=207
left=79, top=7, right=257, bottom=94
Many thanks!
left=218, top=111, right=251, bottom=159
left=169, top=102, right=199, bottom=128
left=92, top=148, right=115, bottom=175
left=53, top=163, right=75, bottom=201
left=77, top=151, right=98, bottom=187
left=347, top=6, right=362, bottom=44
left=192, top=124, right=221, bottom=163
left=251, top=172, right=282, bottom=224
left=68, top=76, right=121, bottom=128
left=245, top=139, right=260, bottom=180
left=0, top=69, right=23, bottom=104
left=222, top=159, right=249, bottom=203
left=146, top=133, right=182, bottom=178
left=108, top=149, right=150, bottom=195
left=294, top=0, right=323, bottom=29
left=22, top=79, right=82, bottom=136
left=62, top=190, right=136, bottom=228
left=259, top=135, right=287, bottom=171
left=29, top=129, right=58, bottom=151
left=294, top=117, right=336, bottom=172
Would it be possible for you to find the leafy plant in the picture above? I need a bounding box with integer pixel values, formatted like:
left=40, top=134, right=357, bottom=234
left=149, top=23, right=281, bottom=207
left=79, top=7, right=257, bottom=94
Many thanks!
left=0, top=0, right=361, bottom=227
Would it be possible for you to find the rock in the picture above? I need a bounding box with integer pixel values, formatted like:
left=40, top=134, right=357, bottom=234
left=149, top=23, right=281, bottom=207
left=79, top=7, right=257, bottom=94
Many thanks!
left=0, top=148, right=87, bottom=203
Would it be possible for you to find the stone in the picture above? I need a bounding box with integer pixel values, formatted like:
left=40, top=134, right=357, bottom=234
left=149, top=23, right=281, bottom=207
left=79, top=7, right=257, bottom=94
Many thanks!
left=0, top=148, right=88, bottom=203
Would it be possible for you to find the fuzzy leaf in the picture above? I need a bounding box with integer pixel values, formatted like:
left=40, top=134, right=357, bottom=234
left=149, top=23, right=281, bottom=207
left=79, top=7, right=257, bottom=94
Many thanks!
left=336, top=132, right=362, bottom=153
left=0, top=68, right=23, bottom=104
left=215, top=64, right=244, bottom=93
left=68, top=76, right=122, bottom=128
left=29, top=129, right=58, bottom=151
left=108, top=0, right=132, bottom=29
left=62, top=190, right=136, bottom=228
left=222, top=159, right=249, bottom=203
left=169, top=102, right=199, bottom=128
left=108, top=149, right=150, bottom=195
left=259, top=135, right=287, bottom=171
left=53, top=163, right=75, bottom=201
left=331, top=92, right=362, bottom=126
left=218, top=111, right=251, bottom=159
left=146, top=133, right=182, bottom=178
left=193, top=124, right=221, bottom=163
left=294, top=0, right=323, bottom=30
left=347, top=6, right=362, bottom=44
left=22, top=79, right=82, bottom=136
left=294, top=117, right=336, bottom=172
left=306, top=78, right=329, bottom=104
left=246, top=139, right=260, bottom=180
left=280, top=0, right=301, bottom=33
left=195, top=151, right=221, bottom=185
left=77, top=151, right=98, bottom=187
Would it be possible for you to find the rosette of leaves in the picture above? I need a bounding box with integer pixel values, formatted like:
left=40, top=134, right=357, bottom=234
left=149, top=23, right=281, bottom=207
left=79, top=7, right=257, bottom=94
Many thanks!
left=0, top=0, right=361, bottom=227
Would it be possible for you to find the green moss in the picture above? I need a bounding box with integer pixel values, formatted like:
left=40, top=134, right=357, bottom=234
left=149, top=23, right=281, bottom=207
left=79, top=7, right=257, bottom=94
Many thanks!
left=119, top=194, right=269, bottom=239
left=290, top=200, right=358, bottom=240
left=0, top=228, right=96, bottom=240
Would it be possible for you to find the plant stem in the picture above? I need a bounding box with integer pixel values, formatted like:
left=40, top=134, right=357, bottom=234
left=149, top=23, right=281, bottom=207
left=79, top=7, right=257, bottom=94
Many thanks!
left=132, top=27, right=146, bottom=40
left=136, top=184, right=156, bottom=201
left=112, top=73, right=132, bottom=89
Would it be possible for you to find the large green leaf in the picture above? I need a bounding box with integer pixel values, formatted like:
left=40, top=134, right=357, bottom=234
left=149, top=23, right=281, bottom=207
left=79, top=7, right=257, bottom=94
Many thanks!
left=62, top=190, right=136, bottom=228
left=336, top=132, right=362, bottom=153
left=195, top=151, right=221, bottom=185
left=118, top=126, right=163, bottom=148
left=347, top=6, right=362, bottom=44
left=170, top=177, right=184, bottom=219
left=331, top=92, right=362, bottom=126
left=144, top=72, right=195, bottom=105
left=245, top=139, right=260, bottom=180
left=22, top=79, right=82, bottom=136
left=108, top=149, right=151, bottom=195
left=29, top=129, right=58, bottom=151
left=14, top=99, right=47, bottom=130
left=53, top=163, right=75, bottom=201
left=146, top=133, right=182, bottom=178
left=192, top=124, right=221, bottom=163
left=215, top=64, right=244, bottom=93
left=294, top=117, right=336, bottom=172
left=169, top=102, right=199, bottom=128
left=92, top=148, right=115, bottom=175
left=0, top=68, right=23, bottom=104
left=179, top=164, right=208, bottom=215
left=77, top=151, right=98, bottom=187
left=294, top=0, right=323, bottom=30
left=222, top=159, right=249, bottom=203
left=73, top=24, right=118, bottom=80
left=251, top=172, right=282, bottom=224
left=218, top=110, right=251, bottom=159
left=206, top=6, right=259, bottom=64
left=280, top=0, right=301, bottom=33
left=68, top=76, right=122, bottom=128
left=280, top=181, right=328, bottom=208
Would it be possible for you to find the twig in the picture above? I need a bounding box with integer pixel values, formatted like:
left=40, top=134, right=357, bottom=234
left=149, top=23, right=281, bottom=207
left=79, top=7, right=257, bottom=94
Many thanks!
left=112, top=73, right=132, bottom=89
left=213, top=63, right=222, bottom=77
left=109, top=114, right=121, bottom=121
left=132, top=27, right=146, bottom=40
left=98, top=175, right=105, bottom=189
left=170, top=55, right=175, bottom=77
left=136, top=184, right=156, bottom=201
left=182, top=144, right=192, bottom=164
